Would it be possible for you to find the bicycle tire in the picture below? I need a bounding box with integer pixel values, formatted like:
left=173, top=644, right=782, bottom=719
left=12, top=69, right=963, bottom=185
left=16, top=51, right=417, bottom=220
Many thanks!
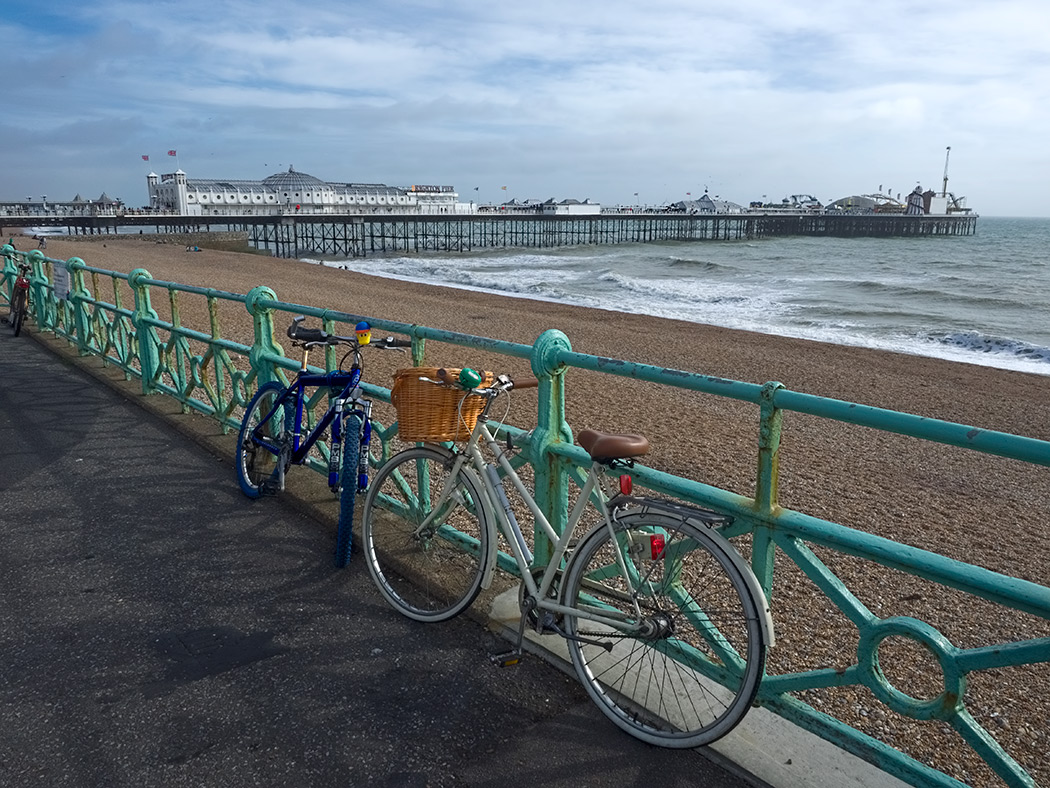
left=334, top=413, right=362, bottom=568
left=235, top=381, right=289, bottom=499
left=561, top=511, right=766, bottom=748
left=11, top=290, right=26, bottom=337
left=361, top=446, right=492, bottom=622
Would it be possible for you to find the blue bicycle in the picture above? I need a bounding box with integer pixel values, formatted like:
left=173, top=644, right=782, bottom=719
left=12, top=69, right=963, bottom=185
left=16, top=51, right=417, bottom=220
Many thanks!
left=236, top=315, right=411, bottom=566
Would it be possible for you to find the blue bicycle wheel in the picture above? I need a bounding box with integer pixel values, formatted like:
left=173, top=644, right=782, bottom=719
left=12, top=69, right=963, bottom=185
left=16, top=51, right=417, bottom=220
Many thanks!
left=236, top=381, right=288, bottom=498
left=334, top=412, right=362, bottom=567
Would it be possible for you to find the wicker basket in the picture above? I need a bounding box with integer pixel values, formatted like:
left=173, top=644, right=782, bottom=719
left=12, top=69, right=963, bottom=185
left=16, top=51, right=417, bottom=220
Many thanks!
left=391, top=367, right=494, bottom=442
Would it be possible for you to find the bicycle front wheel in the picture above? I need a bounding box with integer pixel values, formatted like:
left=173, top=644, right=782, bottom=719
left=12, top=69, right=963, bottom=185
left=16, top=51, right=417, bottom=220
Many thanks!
left=235, top=381, right=288, bottom=499
left=361, top=446, right=491, bottom=622
left=11, top=290, right=26, bottom=336
left=562, top=512, right=766, bottom=748
left=334, top=413, right=362, bottom=568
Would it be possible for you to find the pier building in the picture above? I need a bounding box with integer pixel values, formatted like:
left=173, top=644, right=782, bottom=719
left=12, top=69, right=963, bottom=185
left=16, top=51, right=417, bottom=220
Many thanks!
left=0, top=192, right=124, bottom=218
left=146, top=167, right=463, bottom=217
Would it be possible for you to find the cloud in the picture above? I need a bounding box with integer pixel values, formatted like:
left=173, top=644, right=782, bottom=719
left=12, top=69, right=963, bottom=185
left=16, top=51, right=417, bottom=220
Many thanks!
left=1, top=0, right=1047, bottom=214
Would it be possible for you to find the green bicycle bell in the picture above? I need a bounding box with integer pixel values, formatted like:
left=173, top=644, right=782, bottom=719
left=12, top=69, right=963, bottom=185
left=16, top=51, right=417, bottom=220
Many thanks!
left=459, top=367, right=483, bottom=389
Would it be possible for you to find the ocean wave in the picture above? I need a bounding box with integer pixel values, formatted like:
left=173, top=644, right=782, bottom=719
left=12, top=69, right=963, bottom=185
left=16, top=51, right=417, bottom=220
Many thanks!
left=595, top=270, right=761, bottom=305
left=932, top=331, right=1050, bottom=364
left=19, top=226, right=69, bottom=236
left=312, top=257, right=605, bottom=308
left=303, top=223, right=1050, bottom=376
left=666, top=257, right=733, bottom=272
left=845, top=280, right=1023, bottom=309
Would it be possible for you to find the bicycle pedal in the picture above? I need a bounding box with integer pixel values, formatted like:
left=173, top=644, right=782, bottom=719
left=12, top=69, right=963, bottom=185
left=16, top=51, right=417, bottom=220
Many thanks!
left=490, top=650, right=524, bottom=668
left=260, top=479, right=281, bottom=496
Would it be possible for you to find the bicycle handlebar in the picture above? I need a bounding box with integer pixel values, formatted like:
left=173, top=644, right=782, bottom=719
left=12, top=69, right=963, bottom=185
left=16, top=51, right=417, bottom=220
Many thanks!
left=286, top=316, right=411, bottom=349
left=435, top=367, right=538, bottom=393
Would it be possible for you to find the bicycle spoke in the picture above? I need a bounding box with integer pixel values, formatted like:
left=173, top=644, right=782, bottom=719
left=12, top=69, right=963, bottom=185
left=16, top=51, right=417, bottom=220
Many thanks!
left=562, top=513, right=766, bottom=748
left=362, top=447, right=490, bottom=622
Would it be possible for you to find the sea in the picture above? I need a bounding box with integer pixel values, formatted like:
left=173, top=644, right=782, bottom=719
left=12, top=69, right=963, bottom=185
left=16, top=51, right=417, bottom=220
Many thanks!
left=28, top=216, right=1049, bottom=375
left=305, top=216, right=1050, bottom=377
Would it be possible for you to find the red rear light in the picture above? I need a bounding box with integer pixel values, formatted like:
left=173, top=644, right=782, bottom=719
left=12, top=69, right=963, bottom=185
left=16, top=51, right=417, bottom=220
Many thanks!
left=650, top=534, right=666, bottom=560
left=619, top=474, right=632, bottom=495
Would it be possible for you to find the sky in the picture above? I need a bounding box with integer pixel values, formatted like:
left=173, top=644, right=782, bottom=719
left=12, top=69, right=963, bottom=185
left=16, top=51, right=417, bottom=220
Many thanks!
left=2, top=0, right=1048, bottom=216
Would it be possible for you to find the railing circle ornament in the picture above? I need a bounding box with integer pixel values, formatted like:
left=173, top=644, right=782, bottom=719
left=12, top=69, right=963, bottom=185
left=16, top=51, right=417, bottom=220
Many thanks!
left=530, top=328, right=572, bottom=378
left=128, top=268, right=153, bottom=288
left=244, top=285, right=277, bottom=315
left=857, top=616, right=965, bottom=721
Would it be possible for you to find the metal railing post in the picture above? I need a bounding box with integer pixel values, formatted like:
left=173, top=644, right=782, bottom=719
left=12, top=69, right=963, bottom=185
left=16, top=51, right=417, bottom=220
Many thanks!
left=129, top=268, right=162, bottom=394
left=1, top=244, right=15, bottom=303
left=66, top=257, right=91, bottom=351
left=244, top=285, right=285, bottom=388
left=529, top=329, right=574, bottom=565
left=26, top=249, right=50, bottom=330
left=753, top=380, right=785, bottom=598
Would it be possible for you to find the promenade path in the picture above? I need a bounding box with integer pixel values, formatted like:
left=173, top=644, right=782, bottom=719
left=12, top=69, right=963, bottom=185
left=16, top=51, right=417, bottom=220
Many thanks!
left=0, top=326, right=759, bottom=787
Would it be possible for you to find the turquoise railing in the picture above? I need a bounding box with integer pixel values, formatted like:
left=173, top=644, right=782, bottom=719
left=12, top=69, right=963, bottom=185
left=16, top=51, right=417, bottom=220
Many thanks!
left=4, top=243, right=1049, bottom=788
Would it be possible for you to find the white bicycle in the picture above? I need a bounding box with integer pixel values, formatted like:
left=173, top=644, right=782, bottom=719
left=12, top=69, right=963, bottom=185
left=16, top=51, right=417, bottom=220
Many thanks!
left=361, top=368, right=773, bottom=748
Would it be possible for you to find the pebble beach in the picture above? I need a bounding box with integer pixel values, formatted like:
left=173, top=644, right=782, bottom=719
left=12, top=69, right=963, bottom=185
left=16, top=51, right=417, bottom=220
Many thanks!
left=10, top=231, right=1050, bottom=786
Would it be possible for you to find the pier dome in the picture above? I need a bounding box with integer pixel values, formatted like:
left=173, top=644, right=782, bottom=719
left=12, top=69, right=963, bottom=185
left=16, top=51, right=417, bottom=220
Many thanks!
left=262, top=166, right=327, bottom=192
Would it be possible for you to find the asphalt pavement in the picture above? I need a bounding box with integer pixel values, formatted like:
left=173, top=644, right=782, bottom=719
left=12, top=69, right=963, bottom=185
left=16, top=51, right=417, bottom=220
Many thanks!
left=0, top=323, right=760, bottom=787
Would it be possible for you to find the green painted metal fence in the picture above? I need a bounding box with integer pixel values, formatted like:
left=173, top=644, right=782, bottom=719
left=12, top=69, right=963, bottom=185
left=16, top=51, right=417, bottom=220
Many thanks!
left=4, top=243, right=1049, bottom=788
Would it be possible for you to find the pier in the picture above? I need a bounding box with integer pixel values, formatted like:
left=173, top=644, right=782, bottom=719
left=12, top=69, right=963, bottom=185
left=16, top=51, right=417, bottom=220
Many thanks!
left=2, top=211, right=977, bottom=258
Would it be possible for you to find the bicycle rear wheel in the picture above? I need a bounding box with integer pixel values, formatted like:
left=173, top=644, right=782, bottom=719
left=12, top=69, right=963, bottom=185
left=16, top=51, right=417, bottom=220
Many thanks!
left=361, top=446, right=491, bottom=622
left=235, top=381, right=288, bottom=499
left=562, top=512, right=766, bottom=748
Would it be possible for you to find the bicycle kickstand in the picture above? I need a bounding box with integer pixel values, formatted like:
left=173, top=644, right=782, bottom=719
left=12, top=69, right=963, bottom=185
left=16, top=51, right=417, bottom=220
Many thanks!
left=490, top=597, right=534, bottom=668
left=260, top=442, right=291, bottom=496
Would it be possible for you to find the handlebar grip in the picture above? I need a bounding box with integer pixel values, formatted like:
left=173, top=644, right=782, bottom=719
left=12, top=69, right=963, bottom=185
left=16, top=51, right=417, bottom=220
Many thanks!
left=385, top=338, right=413, bottom=348
left=511, top=377, right=539, bottom=390
left=436, top=367, right=453, bottom=382
left=288, top=325, right=328, bottom=343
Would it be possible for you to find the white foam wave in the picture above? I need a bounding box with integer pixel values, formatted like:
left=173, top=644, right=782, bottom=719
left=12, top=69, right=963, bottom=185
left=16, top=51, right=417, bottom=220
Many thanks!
left=301, top=235, right=1050, bottom=377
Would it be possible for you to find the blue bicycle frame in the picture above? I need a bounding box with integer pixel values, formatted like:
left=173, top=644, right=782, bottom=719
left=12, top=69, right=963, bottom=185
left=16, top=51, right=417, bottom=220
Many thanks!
left=256, top=365, right=371, bottom=493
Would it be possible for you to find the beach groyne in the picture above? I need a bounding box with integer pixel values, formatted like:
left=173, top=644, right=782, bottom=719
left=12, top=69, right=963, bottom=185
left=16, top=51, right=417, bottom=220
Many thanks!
left=2, top=234, right=1045, bottom=788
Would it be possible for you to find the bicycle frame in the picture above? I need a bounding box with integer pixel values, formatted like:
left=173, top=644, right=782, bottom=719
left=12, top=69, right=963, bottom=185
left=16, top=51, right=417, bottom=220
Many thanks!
left=424, top=414, right=653, bottom=635
left=252, top=365, right=372, bottom=489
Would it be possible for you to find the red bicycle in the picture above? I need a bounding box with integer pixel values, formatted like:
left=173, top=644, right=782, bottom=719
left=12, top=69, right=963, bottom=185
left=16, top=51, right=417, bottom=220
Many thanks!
left=8, top=263, right=30, bottom=336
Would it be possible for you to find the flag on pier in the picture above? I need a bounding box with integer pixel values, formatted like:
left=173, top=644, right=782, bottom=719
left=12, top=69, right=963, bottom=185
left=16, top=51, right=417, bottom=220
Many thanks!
left=474, top=186, right=479, bottom=191
left=501, top=185, right=507, bottom=190
left=168, top=150, right=177, bottom=156
left=141, top=155, right=149, bottom=161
